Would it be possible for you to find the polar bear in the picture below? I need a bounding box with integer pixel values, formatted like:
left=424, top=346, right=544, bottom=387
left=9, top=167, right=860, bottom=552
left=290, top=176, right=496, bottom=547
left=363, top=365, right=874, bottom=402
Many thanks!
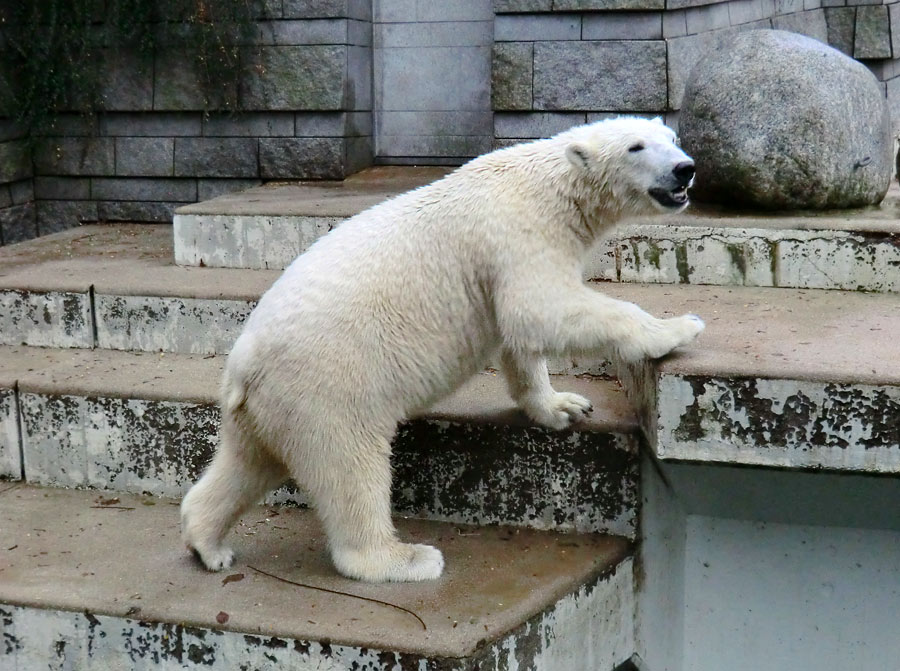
left=181, top=116, right=702, bottom=582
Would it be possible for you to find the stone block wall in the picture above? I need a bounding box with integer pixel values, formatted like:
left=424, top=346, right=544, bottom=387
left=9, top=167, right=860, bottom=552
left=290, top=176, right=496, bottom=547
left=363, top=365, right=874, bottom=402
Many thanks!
left=5, top=1, right=374, bottom=239
left=0, top=122, right=36, bottom=244
left=373, top=0, right=494, bottom=162
left=826, top=0, right=900, bottom=146
left=492, top=0, right=900, bottom=146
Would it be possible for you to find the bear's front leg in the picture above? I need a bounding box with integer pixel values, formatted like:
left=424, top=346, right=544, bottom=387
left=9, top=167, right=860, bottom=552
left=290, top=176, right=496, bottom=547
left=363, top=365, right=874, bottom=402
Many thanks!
left=501, top=349, right=593, bottom=431
left=498, top=280, right=704, bottom=369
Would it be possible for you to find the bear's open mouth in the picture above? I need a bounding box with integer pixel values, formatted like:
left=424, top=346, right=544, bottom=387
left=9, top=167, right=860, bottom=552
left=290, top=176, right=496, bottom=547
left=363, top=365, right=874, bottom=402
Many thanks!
left=649, top=186, right=689, bottom=208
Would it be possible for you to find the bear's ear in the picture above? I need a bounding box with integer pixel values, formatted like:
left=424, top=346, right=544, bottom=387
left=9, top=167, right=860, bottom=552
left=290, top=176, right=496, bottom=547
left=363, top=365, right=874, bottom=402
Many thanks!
left=651, top=116, right=665, bottom=125
left=565, top=142, right=591, bottom=170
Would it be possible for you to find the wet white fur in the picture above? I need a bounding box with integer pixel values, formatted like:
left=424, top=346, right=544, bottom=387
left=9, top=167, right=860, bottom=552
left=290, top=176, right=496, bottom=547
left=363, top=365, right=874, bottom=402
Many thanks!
left=181, top=117, right=704, bottom=582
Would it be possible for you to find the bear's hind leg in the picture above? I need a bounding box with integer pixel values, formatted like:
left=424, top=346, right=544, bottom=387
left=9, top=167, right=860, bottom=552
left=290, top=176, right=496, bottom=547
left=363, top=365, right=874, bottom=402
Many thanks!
left=288, top=431, right=444, bottom=582
left=181, top=414, right=287, bottom=571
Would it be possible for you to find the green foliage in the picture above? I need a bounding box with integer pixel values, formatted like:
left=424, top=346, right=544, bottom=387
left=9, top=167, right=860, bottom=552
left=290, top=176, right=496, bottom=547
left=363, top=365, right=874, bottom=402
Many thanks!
left=0, top=0, right=254, bottom=133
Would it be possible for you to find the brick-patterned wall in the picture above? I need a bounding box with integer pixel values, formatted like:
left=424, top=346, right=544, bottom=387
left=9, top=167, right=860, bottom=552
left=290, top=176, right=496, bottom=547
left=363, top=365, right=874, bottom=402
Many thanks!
left=0, top=121, right=36, bottom=244
left=373, top=0, right=494, bottom=162
left=492, top=0, right=900, bottom=147
left=2, top=0, right=375, bottom=241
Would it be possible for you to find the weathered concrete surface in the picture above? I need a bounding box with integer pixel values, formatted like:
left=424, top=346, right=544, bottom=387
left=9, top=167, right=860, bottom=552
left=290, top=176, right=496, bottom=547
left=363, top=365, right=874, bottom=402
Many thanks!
left=174, top=167, right=452, bottom=269
left=0, top=290, right=92, bottom=348
left=589, top=207, right=900, bottom=292
left=394, top=417, right=638, bottom=536
left=0, top=484, right=634, bottom=668
left=605, top=283, right=900, bottom=473
left=0, top=345, right=639, bottom=535
left=175, top=167, right=453, bottom=217
left=0, top=224, right=276, bottom=352
left=174, top=213, right=343, bottom=270
left=5, top=219, right=900, bottom=360
left=0, top=225, right=276, bottom=299
left=95, top=295, right=256, bottom=355
left=0, top=387, right=18, bottom=479
left=173, top=166, right=900, bottom=292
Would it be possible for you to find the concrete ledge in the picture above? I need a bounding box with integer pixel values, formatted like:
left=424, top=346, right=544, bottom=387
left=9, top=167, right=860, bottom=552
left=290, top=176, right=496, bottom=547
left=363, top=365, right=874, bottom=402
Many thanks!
left=655, top=374, right=900, bottom=471
left=606, top=284, right=900, bottom=474
left=0, top=345, right=639, bottom=535
left=0, top=484, right=634, bottom=668
left=172, top=174, right=900, bottom=294
left=173, top=167, right=451, bottom=269
left=0, top=290, right=92, bottom=349
left=174, top=213, right=342, bottom=270
left=588, top=207, right=900, bottom=291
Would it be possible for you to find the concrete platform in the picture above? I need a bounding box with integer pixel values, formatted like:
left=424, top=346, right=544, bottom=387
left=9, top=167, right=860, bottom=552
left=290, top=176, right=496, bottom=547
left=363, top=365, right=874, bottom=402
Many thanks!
left=0, top=484, right=634, bottom=669
left=0, top=345, right=640, bottom=536
left=172, top=168, right=900, bottom=293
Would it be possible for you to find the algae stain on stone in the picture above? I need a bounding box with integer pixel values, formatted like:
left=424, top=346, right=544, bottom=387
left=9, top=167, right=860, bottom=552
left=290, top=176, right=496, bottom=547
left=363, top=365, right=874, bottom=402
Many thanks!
left=644, top=242, right=662, bottom=270
left=725, top=242, right=747, bottom=283
left=675, top=244, right=690, bottom=284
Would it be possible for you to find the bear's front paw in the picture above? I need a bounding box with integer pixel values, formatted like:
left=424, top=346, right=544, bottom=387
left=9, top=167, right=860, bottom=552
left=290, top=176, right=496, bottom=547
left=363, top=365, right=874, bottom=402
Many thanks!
left=644, top=313, right=705, bottom=359
left=523, top=391, right=593, bottom=431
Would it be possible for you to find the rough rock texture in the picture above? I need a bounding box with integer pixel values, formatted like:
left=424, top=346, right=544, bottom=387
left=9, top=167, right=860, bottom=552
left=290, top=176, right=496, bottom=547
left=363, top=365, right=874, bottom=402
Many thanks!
left=680, top=30, right=892, bottom=210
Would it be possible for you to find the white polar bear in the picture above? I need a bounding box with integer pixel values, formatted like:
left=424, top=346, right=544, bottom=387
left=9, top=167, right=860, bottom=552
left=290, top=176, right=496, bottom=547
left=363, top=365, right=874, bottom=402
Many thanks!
left=181, top=116, right=703, bottom=582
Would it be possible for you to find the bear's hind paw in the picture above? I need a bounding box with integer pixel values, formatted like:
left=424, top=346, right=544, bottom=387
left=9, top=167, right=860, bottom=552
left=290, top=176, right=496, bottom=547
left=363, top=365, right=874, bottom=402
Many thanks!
left=189, top=544, right=235, bottom=572
left=333, top=542, right=445, bottom=582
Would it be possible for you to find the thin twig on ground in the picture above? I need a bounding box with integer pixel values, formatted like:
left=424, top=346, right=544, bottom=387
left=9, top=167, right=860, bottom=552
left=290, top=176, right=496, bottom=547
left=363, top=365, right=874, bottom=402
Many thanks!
left=247, top=565, right=427, bottom=631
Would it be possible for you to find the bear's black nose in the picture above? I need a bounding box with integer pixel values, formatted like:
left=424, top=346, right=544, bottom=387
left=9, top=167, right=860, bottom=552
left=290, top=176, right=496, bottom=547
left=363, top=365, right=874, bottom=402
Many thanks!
left=673, top=161, right=695, bottom=185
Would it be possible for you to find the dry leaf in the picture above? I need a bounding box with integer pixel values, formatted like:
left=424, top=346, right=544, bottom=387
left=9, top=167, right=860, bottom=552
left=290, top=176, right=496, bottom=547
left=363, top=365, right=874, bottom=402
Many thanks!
left=222, top=573, right=245, bottom=586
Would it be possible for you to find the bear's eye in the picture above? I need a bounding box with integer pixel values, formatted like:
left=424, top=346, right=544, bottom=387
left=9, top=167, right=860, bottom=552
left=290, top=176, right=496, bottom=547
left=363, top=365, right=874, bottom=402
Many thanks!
left=628, top=143, right=645, bottom=153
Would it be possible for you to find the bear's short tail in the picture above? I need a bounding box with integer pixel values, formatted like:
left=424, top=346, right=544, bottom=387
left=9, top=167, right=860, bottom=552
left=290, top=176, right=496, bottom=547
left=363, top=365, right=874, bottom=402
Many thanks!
left=221, top=334, right=257, bottom=418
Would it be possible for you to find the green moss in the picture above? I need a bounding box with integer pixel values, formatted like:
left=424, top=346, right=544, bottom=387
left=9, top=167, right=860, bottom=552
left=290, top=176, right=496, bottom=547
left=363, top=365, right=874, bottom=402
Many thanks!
left=768, top=240, right=778, bottom=286
left=0, top=0, right=253, bottom=136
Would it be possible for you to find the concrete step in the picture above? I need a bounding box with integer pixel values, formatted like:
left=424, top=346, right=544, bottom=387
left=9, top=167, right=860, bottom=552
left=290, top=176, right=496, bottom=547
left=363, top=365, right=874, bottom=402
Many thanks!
left=173, top=169, right=900, bottom=293
left=0, top=484, right=635, bottom=670
left=594, top=199, right=900, bottom=292
left=605, top=283, right=900, bottom=474
left=0, top=224, right=275, bottom=353
left=0, top=345, right=639, bottom=538
left=0, top=224, right=607, bottom=374
left=3, top=226, right=898, bottom=477
left=174, top=166, right=452, bottom=270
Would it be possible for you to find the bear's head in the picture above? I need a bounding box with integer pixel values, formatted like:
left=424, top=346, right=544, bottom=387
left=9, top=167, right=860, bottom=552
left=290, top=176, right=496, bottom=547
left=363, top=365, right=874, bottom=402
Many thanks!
left=564, top=117, right=695, bottom=216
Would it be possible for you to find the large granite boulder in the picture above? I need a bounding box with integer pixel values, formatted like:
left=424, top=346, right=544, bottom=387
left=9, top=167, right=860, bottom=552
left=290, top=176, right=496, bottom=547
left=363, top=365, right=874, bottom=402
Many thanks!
left=680, top=30, right=892, bottom=210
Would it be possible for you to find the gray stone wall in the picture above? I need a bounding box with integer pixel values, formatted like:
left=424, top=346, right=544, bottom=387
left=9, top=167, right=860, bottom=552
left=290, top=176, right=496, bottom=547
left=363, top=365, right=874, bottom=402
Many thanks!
left=0, top=121, right=36, bottom=245
left=2, top=1, right=375, bottom=243
left=373, top=0, right=494, bottom=162
left=492, top=0, right=900, bottom=146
